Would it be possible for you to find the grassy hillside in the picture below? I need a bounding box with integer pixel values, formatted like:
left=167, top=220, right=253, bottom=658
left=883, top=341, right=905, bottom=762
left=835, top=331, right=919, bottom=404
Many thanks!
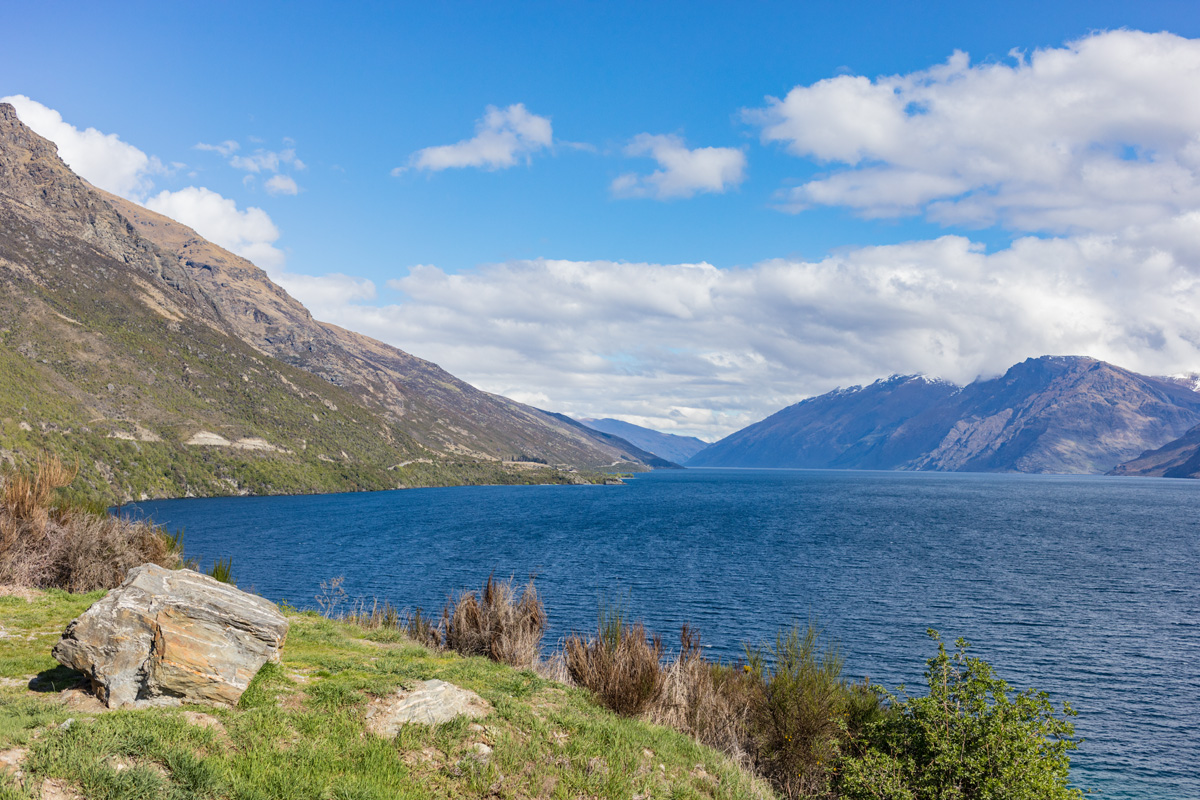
left=0, top=590, right=772, bottom=800
left=0, top=207, right=601, bottom=505
left=0, top=101, right=645, bottom=504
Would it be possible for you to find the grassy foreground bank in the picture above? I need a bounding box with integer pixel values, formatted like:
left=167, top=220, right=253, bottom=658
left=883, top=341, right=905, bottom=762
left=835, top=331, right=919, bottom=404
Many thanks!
left=0, top=588, right=773, bottom=800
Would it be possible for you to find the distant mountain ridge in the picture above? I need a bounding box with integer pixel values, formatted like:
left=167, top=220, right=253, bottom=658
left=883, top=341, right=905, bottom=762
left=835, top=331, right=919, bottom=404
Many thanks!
left=577, top=418, right=709, bottom=465
left=689, top=356, right=1200, bottom=475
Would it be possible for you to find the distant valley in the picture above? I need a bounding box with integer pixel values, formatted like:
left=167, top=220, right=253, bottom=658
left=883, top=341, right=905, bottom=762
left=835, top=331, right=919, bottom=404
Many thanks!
left=577, top=418, right=708, bottom=465
left=6, top=97, right=1200, bottom=504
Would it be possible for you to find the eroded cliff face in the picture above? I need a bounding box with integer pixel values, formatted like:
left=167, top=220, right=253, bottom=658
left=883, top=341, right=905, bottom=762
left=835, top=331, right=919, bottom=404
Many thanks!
left=691, top=356, right=1200, bottom=474
left=0, top=102, right=657, bottom=500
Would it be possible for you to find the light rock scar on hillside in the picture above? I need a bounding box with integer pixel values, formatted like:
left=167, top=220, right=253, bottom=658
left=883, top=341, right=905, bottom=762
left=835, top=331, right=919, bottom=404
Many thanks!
left=184, top=431, right=286, bottom=452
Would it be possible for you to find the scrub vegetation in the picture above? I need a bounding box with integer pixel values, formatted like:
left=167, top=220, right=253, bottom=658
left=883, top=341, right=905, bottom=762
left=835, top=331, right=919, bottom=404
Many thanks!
left=0, top=592, right=773, bottom=800
left=0, top=454, right=181, bottom=591
left=328, top=582, right=1084, bottom=800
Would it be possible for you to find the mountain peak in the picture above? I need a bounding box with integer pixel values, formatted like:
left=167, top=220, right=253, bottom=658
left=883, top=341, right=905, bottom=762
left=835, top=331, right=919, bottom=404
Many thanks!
left=0, top=101, right=78, bottom=208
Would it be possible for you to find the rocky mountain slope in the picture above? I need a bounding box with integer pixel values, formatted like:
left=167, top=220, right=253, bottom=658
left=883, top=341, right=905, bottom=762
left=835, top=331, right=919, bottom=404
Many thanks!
left=0, top=103, right=657, bottom=501
left=577, top=417, right=709, bottom=464
left=1108, top=424, right=1200, bottom=478
left=690, top=356, right=1200, bottom=474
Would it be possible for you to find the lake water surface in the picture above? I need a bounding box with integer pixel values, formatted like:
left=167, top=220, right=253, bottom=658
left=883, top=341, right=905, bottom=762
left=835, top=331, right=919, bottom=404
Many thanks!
left=128, top=469, right=1200, bottom=799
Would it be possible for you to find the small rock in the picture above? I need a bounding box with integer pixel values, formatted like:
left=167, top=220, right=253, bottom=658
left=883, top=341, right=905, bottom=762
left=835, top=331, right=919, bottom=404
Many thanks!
left=38, top=778, right=83, bottom=800
left=58, top=718, right=74, bottom=731
left=365, top=679, right=490, bottom=737
left=0, top=747, right=27, bottom=778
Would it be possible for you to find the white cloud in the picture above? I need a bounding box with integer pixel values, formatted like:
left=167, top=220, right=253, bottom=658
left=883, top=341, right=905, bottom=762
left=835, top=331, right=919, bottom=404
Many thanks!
left=316, top=216, right=1200, bottom=439
left=264, top=174, right=299, bottom=196
left=229, top=147, right=305, bottom=173
left=744, top=30, right=1200, bottom=232
left=196, top=138, right=305, bottom=193
left=195, top=140, right=239, bottom=157
left=612, top=134, right=747, bottom=199
left=144, top=186, right=286, bottom=272
left=402, top=103, right=553, bottom=172
left=274, top=273, right=376, bottom=319
left=2, top=94, right=164, bottom=199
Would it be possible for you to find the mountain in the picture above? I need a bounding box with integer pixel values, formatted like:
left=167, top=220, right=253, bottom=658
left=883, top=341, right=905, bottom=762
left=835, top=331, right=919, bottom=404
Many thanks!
left=577, top=418, right=709, bottom=464
left=689, top=356, right=1200, bottom=474
left=539, top=413, right=682, bottom=468
left=1108, top=424, right=1200, bottom=478
left=686, top=374, right=956, bottom=469
left=0, top=102, right=658, bottom=502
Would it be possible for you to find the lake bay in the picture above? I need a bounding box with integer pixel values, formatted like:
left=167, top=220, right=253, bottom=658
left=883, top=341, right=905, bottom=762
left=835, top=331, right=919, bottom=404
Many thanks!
left=128, top=469, right=1200, bottom=799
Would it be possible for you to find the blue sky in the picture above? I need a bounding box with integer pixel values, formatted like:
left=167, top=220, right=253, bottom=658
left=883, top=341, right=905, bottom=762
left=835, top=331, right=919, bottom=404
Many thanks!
left=6, top=1, right=1200, bottom=438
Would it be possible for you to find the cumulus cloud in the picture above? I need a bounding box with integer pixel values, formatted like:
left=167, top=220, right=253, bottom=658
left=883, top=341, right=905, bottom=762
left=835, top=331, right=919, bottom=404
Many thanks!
left=145, top=186, right=286, bottom=272
left=2, top=94, right=164, bottom=199
left=744, top=30, right=1200, bottom=232
left=316, top=215, right=1200, bottom=438
left=612, top=134, right=747, bottom=199
left=274, top=273, right=376, bottom=319
left=402, top=103, right=553, bottom=172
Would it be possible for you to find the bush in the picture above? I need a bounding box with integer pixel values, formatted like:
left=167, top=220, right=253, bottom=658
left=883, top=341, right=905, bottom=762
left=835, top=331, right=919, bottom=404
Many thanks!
left=0, top=454, right=182, bottom=591
left=743, top=622, right=882, bottom=799
left=443, top=575, right=546, bottom=669
left=837, top=630, right=1083, bottom=800
left=564, top=604, right=663, bottom=716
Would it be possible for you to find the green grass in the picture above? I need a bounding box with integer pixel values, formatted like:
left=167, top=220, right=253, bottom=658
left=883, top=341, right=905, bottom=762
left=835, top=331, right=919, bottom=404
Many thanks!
left=0, top=593, right=774, bottom=800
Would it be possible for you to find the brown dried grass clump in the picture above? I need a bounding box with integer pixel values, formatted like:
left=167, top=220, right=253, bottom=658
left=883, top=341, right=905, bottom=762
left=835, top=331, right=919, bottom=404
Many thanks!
left=443, top=575, right=546, bottom=669
left=0, top=453, right=181, bottom=592
left=648, top=625, right=758, bottom=764
left=564, top=606, right=664, bottom=717
left=2, top=451, right=77, bottom=526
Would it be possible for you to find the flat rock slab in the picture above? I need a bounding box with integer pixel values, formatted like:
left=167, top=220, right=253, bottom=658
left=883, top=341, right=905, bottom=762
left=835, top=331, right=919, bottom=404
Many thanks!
left=366, top=679, right=491, bottom=736
left=53, top=564, right=288, bottom=708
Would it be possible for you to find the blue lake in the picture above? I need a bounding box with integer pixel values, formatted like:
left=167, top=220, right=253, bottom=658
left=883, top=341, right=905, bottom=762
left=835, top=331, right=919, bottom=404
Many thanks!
left=127, top=468, right=1200, bottom=799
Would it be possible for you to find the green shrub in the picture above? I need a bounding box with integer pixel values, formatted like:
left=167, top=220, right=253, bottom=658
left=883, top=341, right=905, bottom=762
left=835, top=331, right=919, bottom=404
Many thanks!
left=837, top=630, right=1082, bottom=800
left=207, top=557, right=234, bottom=584
left=744, top=622, right=879, bottom=798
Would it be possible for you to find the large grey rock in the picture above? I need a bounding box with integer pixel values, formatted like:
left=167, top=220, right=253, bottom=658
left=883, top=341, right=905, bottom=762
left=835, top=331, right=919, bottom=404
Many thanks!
left=52, top=564, right=288, bottom=708
left=365, top=679, right=491, bottom=736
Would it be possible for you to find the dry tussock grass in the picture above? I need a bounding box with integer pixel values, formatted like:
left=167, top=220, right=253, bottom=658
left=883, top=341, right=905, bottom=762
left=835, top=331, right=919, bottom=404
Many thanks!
left=334, top=573, right=881, bottom=800
left=564, top=611, right=664, bottom=717
left=648, top=625, right=757, bottom=765
left=0, top=453, right=180, bottom=591
left=443, top=575, right=546, bottom=669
